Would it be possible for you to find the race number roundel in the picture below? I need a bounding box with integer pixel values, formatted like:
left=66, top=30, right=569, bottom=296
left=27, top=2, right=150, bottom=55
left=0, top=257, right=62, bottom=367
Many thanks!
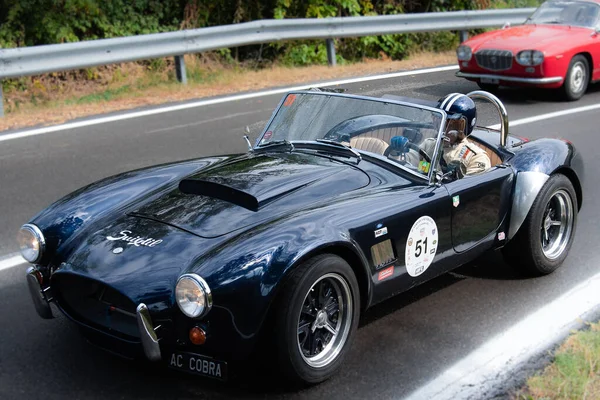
left=405, top=216, right=438, bottom=277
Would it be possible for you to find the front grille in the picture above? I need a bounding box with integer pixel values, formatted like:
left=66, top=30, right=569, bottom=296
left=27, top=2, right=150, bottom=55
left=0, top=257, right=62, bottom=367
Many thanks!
left=475, top=49, right=513, bottom=71
left=54, top=274, right=140, bottom=339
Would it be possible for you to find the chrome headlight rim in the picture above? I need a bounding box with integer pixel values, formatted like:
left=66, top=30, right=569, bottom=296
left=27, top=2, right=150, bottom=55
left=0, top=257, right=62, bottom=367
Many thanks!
left=175, top=273, right=212, bottom=319
left=516, top=50, right=544, bottom=66
left=18, top=223, right=46, bottom=264
left=457, top=45, right=472, bottom=61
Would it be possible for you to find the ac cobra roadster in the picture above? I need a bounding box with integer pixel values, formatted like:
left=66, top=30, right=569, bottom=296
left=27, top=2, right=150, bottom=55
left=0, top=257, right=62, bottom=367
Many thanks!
left=20, top=90, right=583, bottom=385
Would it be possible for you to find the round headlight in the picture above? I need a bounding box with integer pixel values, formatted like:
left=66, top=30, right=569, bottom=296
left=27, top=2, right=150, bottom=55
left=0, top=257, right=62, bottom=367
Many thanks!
left=175, top=274, right=212, bottom=318
left=517, top=50, right=543, bottom=66
left=457, top=45, right=472, bottom=61
left=17, top=224, right=45, bottom=263
left=517, top=50, right=533, bottom=66
left=531, top=50, right=544, bottom=66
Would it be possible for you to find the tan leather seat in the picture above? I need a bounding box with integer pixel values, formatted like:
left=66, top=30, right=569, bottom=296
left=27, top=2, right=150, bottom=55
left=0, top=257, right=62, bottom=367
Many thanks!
left=350, top=136, right=389, bottom=155
left=467, top=139, right=502, bottom=167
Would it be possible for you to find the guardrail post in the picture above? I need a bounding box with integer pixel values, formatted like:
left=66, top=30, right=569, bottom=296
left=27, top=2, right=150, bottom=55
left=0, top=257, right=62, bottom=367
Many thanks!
left=174, top=55, right=187, bottom=84
left=326, top=39, right=336, bottom=66
left=0, top=83, right=4, bottom=117
left=459, top=30, right=469, bottom=43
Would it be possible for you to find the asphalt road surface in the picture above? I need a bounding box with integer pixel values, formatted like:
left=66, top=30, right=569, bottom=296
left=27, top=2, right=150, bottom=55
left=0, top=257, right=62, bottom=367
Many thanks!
left=1, top=67, right=599, bottom=400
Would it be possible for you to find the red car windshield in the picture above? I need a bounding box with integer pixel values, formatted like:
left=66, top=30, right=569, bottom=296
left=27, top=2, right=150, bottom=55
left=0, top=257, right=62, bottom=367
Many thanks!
left=527, top=0, right=600, bottom=28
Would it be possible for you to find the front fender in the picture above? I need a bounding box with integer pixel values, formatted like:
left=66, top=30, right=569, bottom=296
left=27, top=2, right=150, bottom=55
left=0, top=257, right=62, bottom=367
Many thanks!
left=507, top=138, right=584, bottom=239
left=189, top=215, right=371, bottom=345
left=28, top=157, right=226, bottom=265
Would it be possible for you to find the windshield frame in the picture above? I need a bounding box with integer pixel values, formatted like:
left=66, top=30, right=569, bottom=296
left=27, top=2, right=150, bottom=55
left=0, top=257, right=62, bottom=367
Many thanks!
left=254, top=90, right=448, bottom=184
left=526, top=0, right=600, bottom=29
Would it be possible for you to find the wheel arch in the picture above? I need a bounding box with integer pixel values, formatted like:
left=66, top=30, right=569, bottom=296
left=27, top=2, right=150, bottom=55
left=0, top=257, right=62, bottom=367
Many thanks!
left=553, top=166, right=583, bottom=210
left=279, top=242, right=372, bottom=313
left=259, top=241, right=371, bottom=332
left=251, top=241, right=372, bottom=358
left=507, top=168, right=581, bottom=241
left=575, top=52, right=594, bottom=83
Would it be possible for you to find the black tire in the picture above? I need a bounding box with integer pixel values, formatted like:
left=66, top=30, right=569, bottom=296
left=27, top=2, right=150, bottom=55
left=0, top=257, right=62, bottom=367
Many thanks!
left=502, top=174, right=578, bottom=276
left=274, top=254, right=360, bottom=385
left=477, top=82, right=499, bottom=92
left=561, top=55, right=589, bottom=101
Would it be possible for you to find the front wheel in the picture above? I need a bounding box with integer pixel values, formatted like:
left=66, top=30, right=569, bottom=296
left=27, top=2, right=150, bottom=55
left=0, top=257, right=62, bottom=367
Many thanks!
left=561, top=55, right=589, bottom=101
left=274, top=254, right=360, bottom=384
left=502, top=174, right=578, bottom=276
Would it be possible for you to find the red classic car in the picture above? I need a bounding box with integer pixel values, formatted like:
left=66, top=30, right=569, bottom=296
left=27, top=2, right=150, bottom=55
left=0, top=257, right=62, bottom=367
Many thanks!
left=456, top=0, right=600, bottom=100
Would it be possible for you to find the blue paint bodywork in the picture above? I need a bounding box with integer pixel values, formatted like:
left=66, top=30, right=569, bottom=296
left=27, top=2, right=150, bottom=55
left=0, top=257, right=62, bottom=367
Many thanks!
left=23, top=93, right=585, bottom=370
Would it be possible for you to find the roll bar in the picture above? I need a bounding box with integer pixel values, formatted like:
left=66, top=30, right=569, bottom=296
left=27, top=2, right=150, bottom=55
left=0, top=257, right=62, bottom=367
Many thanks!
left=466, top=90, right=509, bottom=148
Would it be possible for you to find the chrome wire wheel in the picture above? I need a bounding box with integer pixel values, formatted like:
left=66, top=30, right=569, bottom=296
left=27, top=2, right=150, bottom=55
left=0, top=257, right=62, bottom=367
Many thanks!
left=296, top=273, right=352, bottom=368
left=541, top=189, right=574, bottom=260
left=570, top=61, right=586, bottom=94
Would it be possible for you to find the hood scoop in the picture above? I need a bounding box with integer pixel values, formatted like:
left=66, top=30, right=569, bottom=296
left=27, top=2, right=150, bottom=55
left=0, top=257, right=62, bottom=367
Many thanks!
left=179, top=179, right=260, bottom=212
left=132, top=153, right=370, bottom=238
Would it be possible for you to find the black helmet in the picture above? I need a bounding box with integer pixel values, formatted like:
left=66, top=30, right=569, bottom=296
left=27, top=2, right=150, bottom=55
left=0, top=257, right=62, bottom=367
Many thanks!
left=437, top=93, right=477, bottom=135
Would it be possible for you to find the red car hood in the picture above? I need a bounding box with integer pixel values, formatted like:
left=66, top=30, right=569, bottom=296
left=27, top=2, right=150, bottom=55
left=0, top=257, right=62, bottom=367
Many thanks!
left=467, top=24, right=591, bottom=54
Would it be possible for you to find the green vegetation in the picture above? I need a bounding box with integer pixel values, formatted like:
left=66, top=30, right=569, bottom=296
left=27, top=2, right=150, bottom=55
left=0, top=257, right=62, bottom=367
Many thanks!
left=0, top=0, right=544, bottom=118
left=515, top=321, right=600, bottom=400
left=0, top=0, right=543, bottom=64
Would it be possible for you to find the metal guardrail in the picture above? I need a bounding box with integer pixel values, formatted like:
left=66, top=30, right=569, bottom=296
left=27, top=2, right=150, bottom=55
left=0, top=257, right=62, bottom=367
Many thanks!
left=0, top=8, right=536, bottom=116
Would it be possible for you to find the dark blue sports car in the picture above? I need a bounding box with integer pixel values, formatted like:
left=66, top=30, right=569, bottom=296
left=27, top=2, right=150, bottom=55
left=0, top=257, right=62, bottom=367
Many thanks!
left=19, top=90, right=583, bottom=384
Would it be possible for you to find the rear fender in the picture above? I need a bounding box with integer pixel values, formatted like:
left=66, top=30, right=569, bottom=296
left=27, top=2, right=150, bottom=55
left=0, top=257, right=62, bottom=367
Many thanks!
left=506, top=138, right=583, bottom=240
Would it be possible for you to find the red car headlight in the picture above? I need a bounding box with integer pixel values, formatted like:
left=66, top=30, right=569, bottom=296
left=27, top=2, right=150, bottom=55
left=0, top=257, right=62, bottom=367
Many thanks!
left=516, top=50, right=544, bottom=66
left=457, top=45, right=472, bottom=61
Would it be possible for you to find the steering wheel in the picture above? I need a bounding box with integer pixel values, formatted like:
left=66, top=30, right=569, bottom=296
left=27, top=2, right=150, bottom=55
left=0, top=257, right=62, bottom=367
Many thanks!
left=384, top=142, right=432, bottom=164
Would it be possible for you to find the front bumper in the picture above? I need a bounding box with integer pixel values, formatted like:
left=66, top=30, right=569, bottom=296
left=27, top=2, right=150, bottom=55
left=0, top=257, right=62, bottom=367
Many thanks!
left=456, top=71, right=563, bottom=86
left=26, top=266, right=54, bottom=319
left=26, top=266, right=256, bottom=379
left=26, top=265, right=162, bottom=361
left=136, top=303, right=162, bottom=361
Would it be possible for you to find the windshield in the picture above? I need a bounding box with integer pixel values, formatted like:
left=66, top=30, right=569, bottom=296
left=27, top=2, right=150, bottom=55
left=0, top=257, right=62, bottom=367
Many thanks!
left=527, top=0, right=600, bottom=28
left=257, top=92, right=445, bottom=178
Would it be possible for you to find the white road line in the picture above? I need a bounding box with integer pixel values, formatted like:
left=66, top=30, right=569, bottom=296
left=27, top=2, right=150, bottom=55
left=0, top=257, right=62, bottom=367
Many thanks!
left=146, top=108, right=271, bottom=134
left=0, top=255, right=25, bottom=272
left=0, top=65, right=459, bottom=144
left=403, top=270, right=600, bottom=400
left=488, top=102, right=600, bottom=130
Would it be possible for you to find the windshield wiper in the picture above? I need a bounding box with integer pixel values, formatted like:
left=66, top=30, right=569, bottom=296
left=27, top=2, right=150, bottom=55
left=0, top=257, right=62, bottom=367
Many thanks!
left=256, top=139, right=295, bottom=152
left=314, top=139, right=362, bottom=163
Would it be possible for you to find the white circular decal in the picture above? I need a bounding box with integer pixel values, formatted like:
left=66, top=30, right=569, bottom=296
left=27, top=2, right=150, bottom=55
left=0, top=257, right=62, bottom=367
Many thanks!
left=404, top=216, right=439, bottom=277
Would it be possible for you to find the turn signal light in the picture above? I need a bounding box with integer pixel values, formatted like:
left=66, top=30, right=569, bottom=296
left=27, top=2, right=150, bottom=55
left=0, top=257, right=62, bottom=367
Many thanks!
left=189, top=326, right=206, bottom=345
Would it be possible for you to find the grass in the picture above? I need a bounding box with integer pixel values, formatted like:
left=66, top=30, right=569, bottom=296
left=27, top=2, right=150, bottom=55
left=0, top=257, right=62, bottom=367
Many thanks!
left=0, top=50, right=457, bottom=132
left=513, top=321, right=600, bottom=400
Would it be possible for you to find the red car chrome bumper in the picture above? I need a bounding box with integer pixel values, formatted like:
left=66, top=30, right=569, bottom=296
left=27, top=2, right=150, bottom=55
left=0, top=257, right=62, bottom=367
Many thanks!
left=456, top=71, right=563, bottom=86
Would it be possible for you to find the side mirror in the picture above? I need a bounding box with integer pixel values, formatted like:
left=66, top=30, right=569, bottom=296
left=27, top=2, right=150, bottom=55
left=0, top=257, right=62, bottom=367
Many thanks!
left=434, top=170, right=455, bottom=186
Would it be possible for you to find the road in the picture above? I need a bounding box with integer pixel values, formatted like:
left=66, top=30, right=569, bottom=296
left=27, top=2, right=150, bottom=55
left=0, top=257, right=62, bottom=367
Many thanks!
left=1, top=67, right=599, bottom=400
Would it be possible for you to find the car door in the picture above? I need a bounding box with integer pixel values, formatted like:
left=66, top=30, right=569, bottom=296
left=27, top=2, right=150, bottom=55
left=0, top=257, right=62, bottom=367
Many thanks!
left=355, top=180, right=454, bottom=305
left=443, top=165, right=514, bottom=253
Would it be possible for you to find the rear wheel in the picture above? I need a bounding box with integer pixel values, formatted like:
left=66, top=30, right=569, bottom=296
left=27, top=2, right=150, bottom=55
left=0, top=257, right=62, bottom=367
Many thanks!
left=502, top=174, right=577, bottom=275
left=274, top=254, right=360, bottom=384
left=561, top=55, right=589, bottom=101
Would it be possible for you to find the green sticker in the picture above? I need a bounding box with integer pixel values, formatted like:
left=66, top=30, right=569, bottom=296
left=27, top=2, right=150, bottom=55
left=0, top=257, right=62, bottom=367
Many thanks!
left=452, top=195, right=460, bottom=207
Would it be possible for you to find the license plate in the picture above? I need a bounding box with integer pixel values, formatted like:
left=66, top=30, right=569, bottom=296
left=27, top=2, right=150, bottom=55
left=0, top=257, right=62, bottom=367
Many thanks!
left=480, top=77, right=499, bottom=84
left=168, top=351, right=228, bottom=380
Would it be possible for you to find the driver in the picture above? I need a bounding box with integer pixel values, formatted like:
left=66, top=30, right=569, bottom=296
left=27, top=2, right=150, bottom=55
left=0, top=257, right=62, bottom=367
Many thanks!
left=422, top=93, right=491, bottom=176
